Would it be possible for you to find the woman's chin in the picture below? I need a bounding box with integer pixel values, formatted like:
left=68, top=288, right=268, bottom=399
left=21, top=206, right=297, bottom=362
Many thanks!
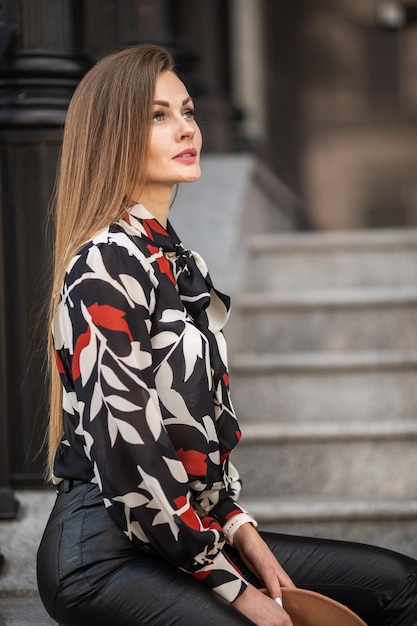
left=182, top=167, right=201, bottom=183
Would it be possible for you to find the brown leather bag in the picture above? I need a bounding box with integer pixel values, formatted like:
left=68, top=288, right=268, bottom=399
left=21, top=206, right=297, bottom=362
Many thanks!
left=280, top=588, right=367, bottom=626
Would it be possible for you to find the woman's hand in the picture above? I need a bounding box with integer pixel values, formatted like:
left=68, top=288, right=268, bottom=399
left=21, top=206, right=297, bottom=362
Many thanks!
left=233, top=523, right=295, bottom=626
left=232, top=584, right=293, bottom=626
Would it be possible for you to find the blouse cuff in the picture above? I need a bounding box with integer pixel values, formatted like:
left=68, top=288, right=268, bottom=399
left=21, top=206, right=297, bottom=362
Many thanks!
left=194, top=550, right=248, bottom=603
left=210, top=497, right=246, bottom=527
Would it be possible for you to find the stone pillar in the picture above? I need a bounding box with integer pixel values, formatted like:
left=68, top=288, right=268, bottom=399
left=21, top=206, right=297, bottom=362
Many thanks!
left=230, top=0, right=267, bottom=146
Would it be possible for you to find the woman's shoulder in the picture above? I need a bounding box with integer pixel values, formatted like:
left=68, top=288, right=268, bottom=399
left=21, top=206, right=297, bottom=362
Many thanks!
left=66, top=223, right=158, bottom=285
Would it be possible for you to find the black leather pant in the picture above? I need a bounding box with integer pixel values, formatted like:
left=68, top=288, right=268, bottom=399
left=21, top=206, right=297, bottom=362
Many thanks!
left=37, top=482, right=417, bottom=626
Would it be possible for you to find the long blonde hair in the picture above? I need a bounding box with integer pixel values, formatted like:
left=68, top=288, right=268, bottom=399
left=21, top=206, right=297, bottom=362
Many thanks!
left=47, top=44, right=173, bottom=478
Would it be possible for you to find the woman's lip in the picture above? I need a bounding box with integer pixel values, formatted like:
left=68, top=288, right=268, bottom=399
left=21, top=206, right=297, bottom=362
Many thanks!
left=173, top=148, right=197, bottom=159
left=173, top=155, right=198, bottom=164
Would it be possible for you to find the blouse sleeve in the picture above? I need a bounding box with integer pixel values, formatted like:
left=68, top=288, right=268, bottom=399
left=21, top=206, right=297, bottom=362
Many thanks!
left=54, top=239, right=248, bottom=603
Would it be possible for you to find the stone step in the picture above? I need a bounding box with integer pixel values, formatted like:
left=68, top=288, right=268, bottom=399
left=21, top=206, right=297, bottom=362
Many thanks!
left=233, top=420, right=417, bottom=499
left=0, top=490, right=55, bottom=597
left=230, top=350, right=417, bottom=422
left=0, top=595, right=57, bottom=625
left=239, top=418, right=417, bottom=443
left=232, top=286, right=417, bottom=352
left=247, top=228, right=417, bottom=291
left=239, top=496, right=417, bottom=559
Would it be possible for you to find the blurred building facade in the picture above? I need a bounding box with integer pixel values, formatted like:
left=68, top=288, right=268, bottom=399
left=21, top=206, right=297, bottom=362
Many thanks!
left=1, top=0, right=417, bottom=496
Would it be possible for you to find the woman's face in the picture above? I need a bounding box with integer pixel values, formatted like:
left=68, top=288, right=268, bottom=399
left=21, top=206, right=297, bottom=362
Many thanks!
left=144, top=71, right=202, bottom=190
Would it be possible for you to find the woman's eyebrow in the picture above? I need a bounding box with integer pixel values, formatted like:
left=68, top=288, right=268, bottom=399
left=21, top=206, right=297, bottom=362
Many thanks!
left=153, top=97, right=192, bottom=107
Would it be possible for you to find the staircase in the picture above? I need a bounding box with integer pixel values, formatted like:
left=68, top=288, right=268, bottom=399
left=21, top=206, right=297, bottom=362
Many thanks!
left=228, top=227, right=417, bottom=558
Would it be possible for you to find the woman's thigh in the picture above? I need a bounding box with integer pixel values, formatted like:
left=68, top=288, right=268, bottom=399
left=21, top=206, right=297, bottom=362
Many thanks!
left=56, top=551, right=255, bottom=626
left=38, top=484, right=253, bottom=626
left=259, top=531, right=417, bottom=626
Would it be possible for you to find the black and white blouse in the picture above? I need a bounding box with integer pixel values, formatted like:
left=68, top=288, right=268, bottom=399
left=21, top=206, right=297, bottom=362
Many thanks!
left=52, top=203, right=252, bottom=603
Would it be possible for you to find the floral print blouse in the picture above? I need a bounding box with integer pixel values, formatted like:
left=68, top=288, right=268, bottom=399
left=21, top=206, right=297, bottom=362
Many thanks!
left=52, top=203, right=251, bottom=603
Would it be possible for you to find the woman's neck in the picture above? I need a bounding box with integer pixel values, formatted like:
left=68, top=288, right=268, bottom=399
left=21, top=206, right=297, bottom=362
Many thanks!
left=132, top=184, right=173, bottom=228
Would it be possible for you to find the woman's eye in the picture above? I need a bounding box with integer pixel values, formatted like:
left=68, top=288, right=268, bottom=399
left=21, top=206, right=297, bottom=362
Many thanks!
left=153, top=111, right=165, bottom=122
left=184, top=109, right=195, bottom=120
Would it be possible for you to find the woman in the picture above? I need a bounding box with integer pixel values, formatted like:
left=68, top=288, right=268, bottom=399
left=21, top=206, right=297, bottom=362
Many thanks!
left=37, top=44, right=417, bottom=626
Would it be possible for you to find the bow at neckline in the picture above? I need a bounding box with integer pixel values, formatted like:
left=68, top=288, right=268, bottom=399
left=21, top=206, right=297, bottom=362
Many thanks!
left=127, top=205, right=230, bottom=386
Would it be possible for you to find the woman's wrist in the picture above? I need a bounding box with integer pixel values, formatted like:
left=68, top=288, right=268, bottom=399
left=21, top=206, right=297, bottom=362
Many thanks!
left=231, top=518, right=259, bottom=551
left=223, top=513, right=258, bottom=546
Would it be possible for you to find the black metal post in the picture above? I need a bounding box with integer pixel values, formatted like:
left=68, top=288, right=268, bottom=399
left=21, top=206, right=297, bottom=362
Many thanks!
left=0, top=0, right=90, bottom=497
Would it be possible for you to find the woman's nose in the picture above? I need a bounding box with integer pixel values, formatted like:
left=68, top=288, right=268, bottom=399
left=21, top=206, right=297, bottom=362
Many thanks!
left=176, top=117, right=195, bottom=140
